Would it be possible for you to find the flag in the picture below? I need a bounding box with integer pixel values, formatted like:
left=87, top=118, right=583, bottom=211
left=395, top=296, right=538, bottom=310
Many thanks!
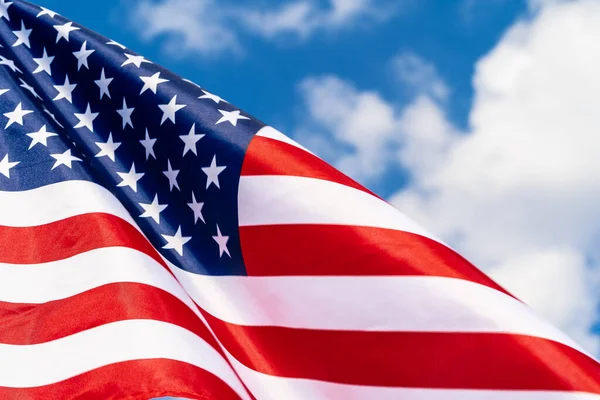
left=0, top=0, right=598, bottom=399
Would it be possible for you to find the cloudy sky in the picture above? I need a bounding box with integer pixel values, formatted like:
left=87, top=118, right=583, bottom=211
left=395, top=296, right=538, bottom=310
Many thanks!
left=34, top=0, right=600, bottom=356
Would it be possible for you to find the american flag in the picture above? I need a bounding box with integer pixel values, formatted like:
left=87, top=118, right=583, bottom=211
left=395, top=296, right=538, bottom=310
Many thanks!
left=0, top=0, right=598, bottom=399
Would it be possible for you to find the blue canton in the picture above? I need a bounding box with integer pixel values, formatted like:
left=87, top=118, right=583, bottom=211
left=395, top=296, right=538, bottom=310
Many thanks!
left=0, top=0, right=265, bottom=275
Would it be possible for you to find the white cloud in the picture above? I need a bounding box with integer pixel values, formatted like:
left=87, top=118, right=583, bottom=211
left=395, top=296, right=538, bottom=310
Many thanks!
left=487, top=248, right=599, bottom=352
left=391, top=52, right=449, bottom=100
left=126, top=0, right=396, bottom=56
left=295, top=75, right=401, bottom=182
left=393, top=0, right=600, bottom=262
left=130, top=0, right=241, bottom=56
left=241, top=0, right=392, bottom=39
left=295, top=0, right=600, bottom=353
left=390, top=0, right=600, bottom=353
left=294, top=54, right=450, bottom=183
left=526, top=0, right=568, bottom=11
left=241, top=2, right=315, bottom=40
left=395, top=96, right=459, bottom=178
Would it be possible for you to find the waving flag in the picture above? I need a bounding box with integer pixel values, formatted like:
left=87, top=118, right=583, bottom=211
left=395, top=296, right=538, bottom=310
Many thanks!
left=0, top=0, right=598, bottom=399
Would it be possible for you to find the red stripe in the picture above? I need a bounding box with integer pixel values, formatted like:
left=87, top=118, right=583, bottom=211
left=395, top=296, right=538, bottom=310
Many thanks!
left=240, top=224, right=509, bottom=294
left=202, top=311, right=600, bottom=393
left=242, top=136, right=377, bottom=196
left=0, top=283, right=220, bottom=349
left=0, top=213, right=164, bottom=266
left=0, top=358, right=242, bottom=400
left=0, top=284, right=254, bottom=397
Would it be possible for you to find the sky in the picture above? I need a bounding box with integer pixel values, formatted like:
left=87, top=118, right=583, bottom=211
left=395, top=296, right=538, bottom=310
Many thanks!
left=32, top=0, right=600, bottom=371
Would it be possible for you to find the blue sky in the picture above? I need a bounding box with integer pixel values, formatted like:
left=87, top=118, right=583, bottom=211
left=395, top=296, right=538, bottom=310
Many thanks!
left=34, top=0, right=600, bottom=365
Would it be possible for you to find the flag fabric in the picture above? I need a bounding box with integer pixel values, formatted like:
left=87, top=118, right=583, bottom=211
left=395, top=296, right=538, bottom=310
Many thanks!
left=0, top=0, right=598, bottom=399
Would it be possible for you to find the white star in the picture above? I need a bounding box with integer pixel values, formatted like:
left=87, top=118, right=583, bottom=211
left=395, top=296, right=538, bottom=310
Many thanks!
left=54, top=21, right=79, bottom=43
left=37, top=6, right=58, bottom=18
left=121, top=53, right=151, bottom=68
left=187, top=192, right=205, bottom=224
left=140, top=72, right=168, bottom=95
left=159, top=95, right=185, bottom=125
left=19, top=78, right=41, bottom=99
left=4, top=102, right=32, bottom=128
left=182, top=78, right=200, bottom=88
left=43, top=106, right=63, bottom=128
left=95, top=132, right=121, bottom=162
left=50, top=149, right=81, bottom=170
left=212, top=225, right=231, bottom=258
left=0, top=154, right=18, bottom=178
left=180, top=123, right=204, bottom=156
left=0, top=1, right=12, bottom=21
left=202, top=155, right=226, bottom=189
left=0, top=88, right=9, bottom=96
left=72, top=40, right=94, bottom=71
left=106, top=40, right=126, bottom=49
left=140, top=128, right=157, bottom=160
left=0, top=55, right=20, bottom=73
left=116, top=98, right=134, bottom=129
left=33, top=47, right=54, bottom=75
left=162, top=226, right=191, bottom=256
left=163, top=159, right=180, bottom=192
left=74, top=103, right=99, bottom=132
left=26, top=125, right=56, bottom=149
left=117, top=164, right=144, bottom=192
left=12, top=21, right=32, bottom=48
left=53, top=75, right=77, bottom=103
left=216, top=109, right=250, bottom=126
left=199, top=90, right=226, bottom=104
left=139, top=194, right=167, bottom=224
left=94, top=68, right=113, bottom=99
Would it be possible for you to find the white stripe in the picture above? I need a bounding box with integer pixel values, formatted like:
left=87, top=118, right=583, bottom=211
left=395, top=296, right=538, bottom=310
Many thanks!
left=255, top=126, right=314, bottom=154
left=0, top=180, right=134, bottom=227
left=238, top=175, right=439, bottom=243
left=0, top=247, right=191, bottom=309
left=0, top=248, right=220, bottom=363
left=0, top=319, right=249, bottom=398
left=231, top=356, right=600, bottom=400
left=169, top=269, right=584, bottom=354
